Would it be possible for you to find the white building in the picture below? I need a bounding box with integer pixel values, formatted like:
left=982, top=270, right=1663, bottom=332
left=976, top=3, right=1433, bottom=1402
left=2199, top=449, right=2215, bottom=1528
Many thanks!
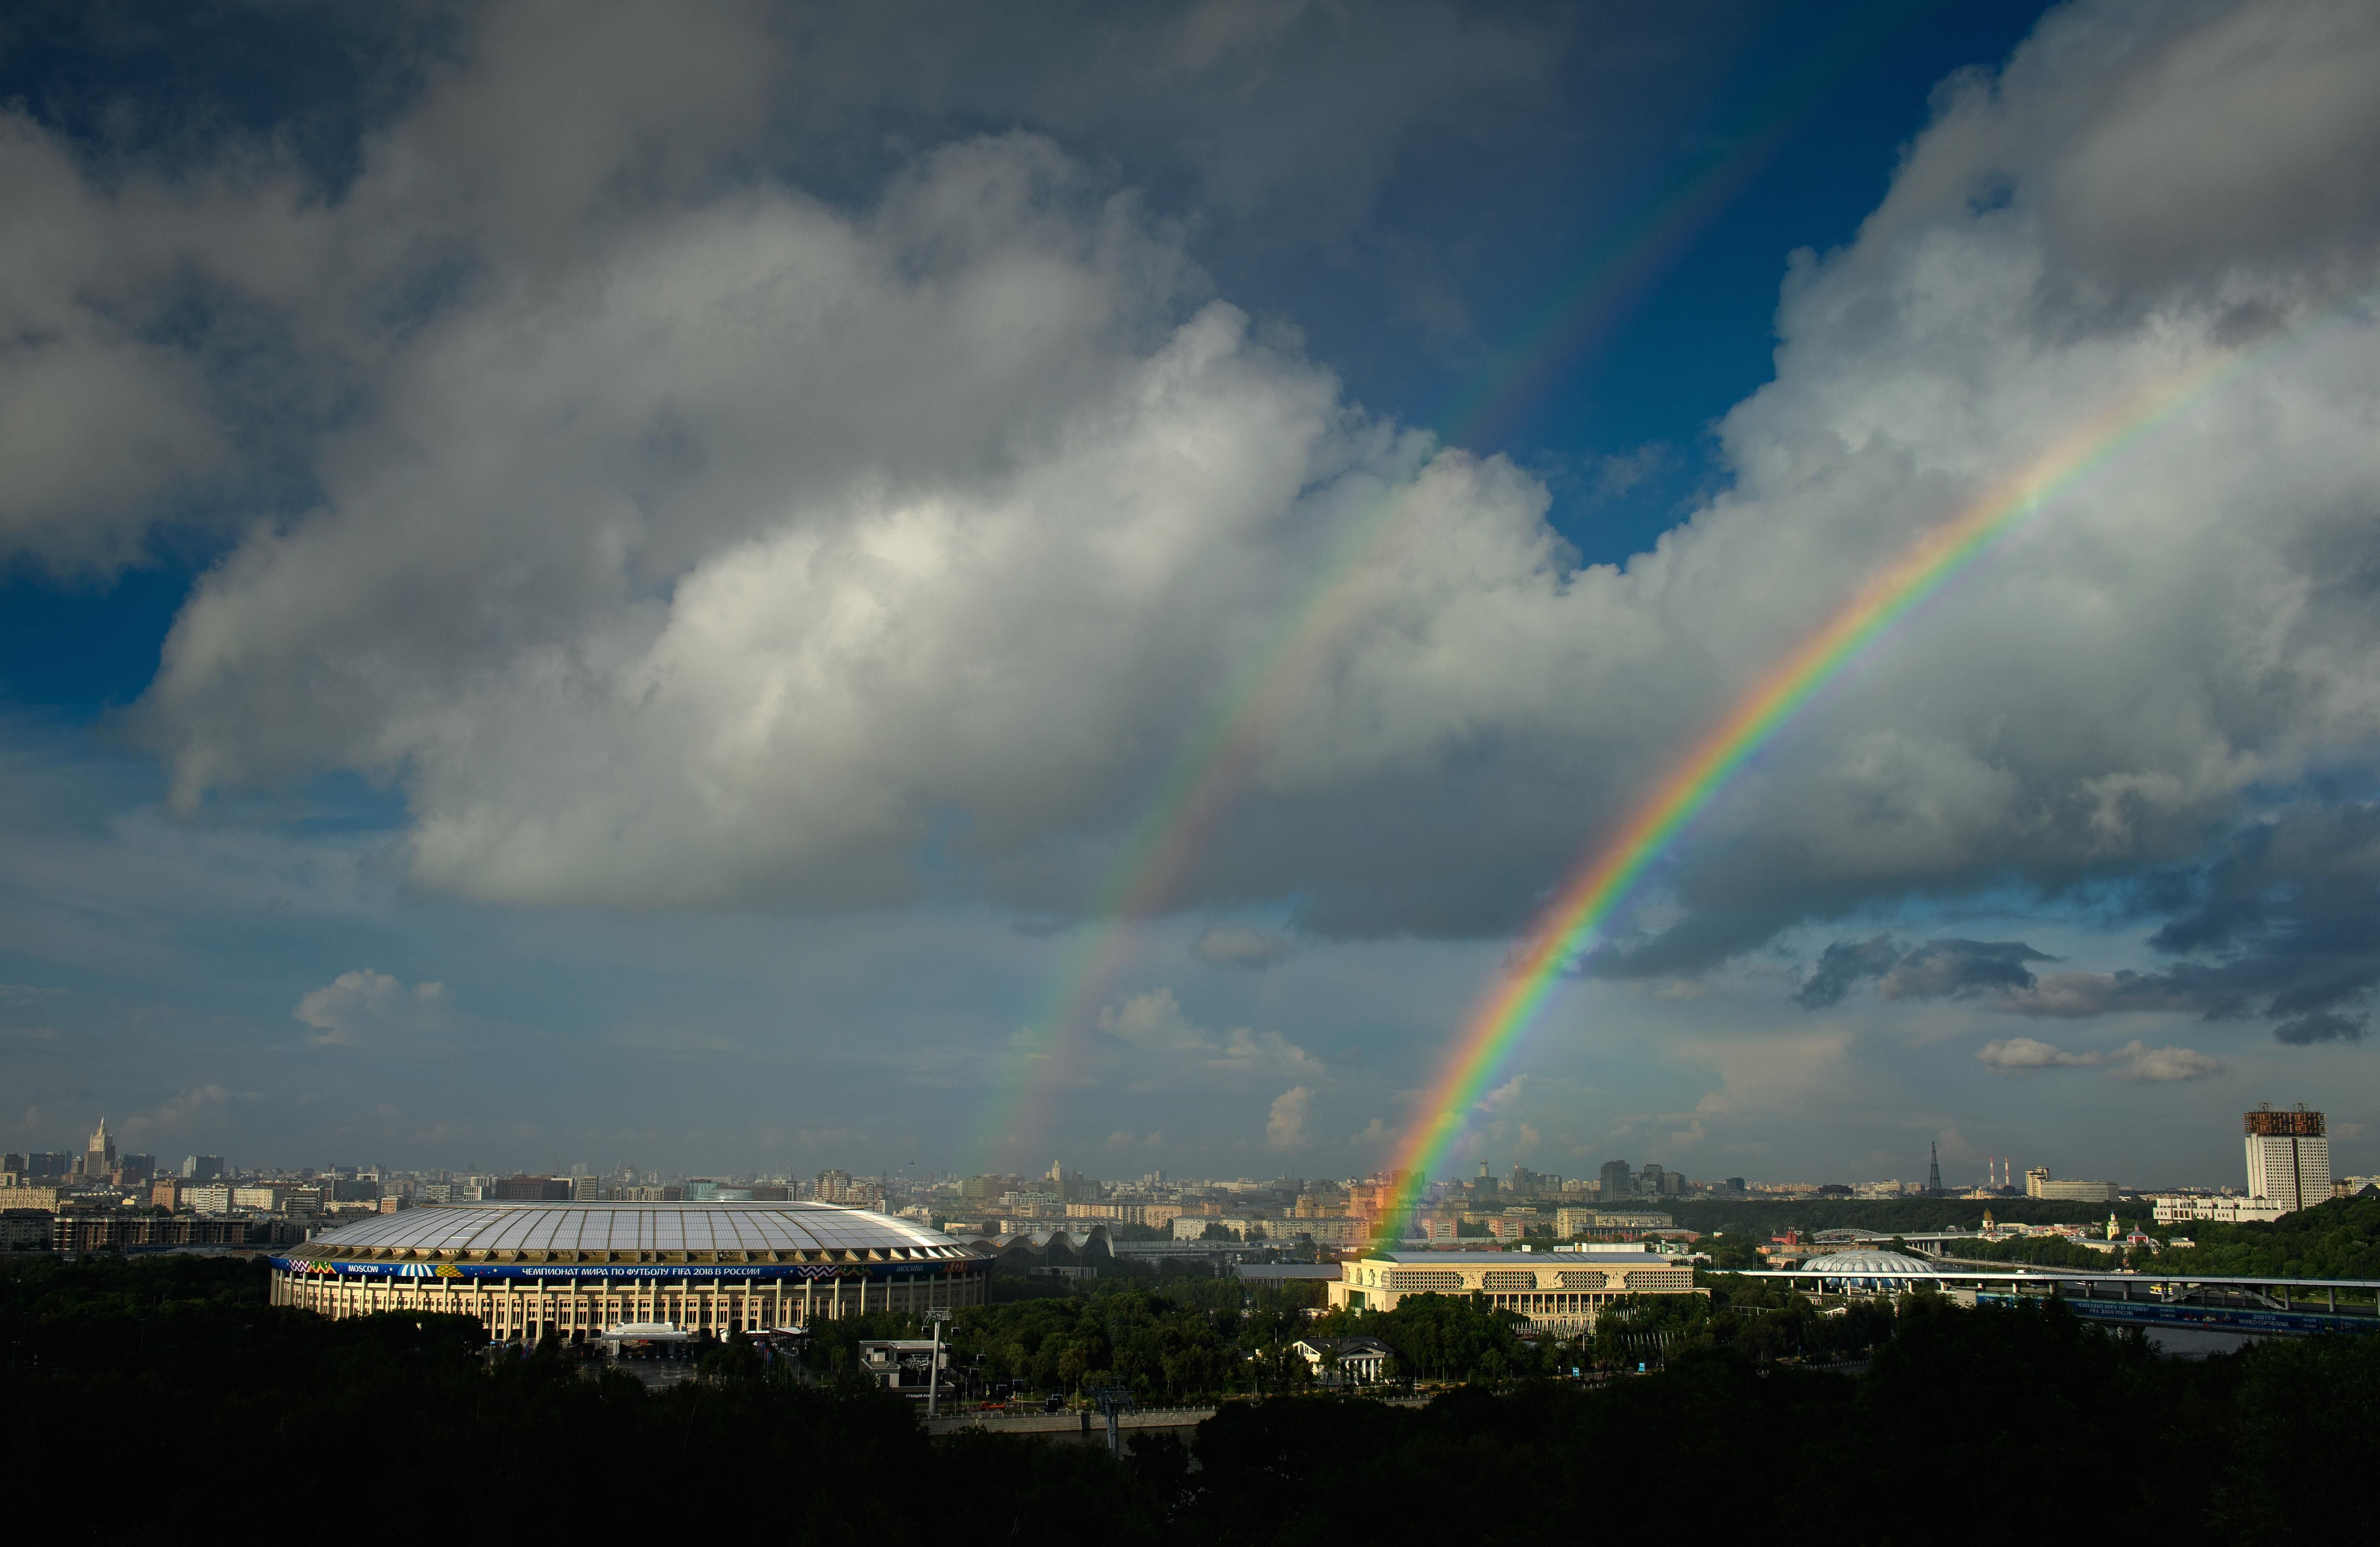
left=2149, top=1194, right=2289, bottom=1226
left=2244, top=1105, right=2328, bottom=1213
left=2023, top=1168, right=2121, bottom=1203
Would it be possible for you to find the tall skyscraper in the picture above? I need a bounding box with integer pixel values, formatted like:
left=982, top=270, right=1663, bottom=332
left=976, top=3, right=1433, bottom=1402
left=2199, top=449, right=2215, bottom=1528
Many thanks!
left=2244, top=1105, right=2328, bottom=1212
left=1598, top=1159, right=1633, bottom=1199
left=81, top=1117, right=115, bottom=1180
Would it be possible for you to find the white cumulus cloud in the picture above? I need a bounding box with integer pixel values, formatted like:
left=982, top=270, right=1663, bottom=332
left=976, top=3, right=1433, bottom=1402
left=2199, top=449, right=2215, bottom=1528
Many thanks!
left=1266, top=1085, right=1313, bottom=1149
left=293, top=970, right=452, bottom=1047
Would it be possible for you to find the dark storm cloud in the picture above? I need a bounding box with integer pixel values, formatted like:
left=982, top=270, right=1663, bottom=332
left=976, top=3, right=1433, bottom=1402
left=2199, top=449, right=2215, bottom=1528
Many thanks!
left=1793, top=935, right=1908, bottom=1009
left=1879, top=939, right=2055, bottom=1001
left=2136, top=803, right=2380, bottom=1044
left=1794, top=936, right=2053, bottom=1010
left=1794, top=804, right=2380, bottom=1046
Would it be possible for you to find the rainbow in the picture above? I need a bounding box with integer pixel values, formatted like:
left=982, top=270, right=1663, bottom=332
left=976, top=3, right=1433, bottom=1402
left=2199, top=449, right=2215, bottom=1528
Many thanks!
left=970, top=457, right=1434, bottom=1163
left=966, top=13, right=1903, bottom=1169
left=1376, top=339, right=2278, bottom=1221
left=1444, top=2, right=1910, bottom=449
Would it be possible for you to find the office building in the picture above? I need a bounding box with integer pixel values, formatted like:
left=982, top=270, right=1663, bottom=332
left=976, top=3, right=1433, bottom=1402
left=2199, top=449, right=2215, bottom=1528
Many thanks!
left=2244, top=1105, right=2328, bottom=1212
left=491, top=1175, right=573, bottom=1201
left=2022, top=1168, right=2120, bottom=1203
left=270, top=1202, right=991, bottom=1342
left=1556, top=1208, right=1672, bottom=1237
left=184, top=1156, right=226, bottom=1181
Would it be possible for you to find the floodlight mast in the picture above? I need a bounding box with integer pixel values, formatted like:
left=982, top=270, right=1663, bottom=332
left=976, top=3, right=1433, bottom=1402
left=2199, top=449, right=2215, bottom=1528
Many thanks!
left=925, top=1307, right=952, bottom=1417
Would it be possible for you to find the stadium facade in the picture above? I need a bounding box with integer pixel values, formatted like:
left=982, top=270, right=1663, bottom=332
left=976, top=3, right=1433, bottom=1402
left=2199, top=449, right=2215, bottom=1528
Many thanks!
left=271, top=1203, right=990, bottom=1341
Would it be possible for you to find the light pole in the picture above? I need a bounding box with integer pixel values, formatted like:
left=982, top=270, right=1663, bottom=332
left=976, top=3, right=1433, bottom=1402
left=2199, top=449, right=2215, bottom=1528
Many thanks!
left=925, top=1306, right=951, bottom=1417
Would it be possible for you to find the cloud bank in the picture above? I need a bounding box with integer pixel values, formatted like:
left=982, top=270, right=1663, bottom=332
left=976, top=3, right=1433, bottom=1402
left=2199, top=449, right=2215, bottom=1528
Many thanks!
left=0, top=0, right=2373, bottom=1050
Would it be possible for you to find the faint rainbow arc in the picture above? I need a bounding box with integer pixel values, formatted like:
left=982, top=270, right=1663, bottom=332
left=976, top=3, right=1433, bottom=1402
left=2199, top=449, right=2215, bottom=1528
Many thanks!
left=967, top=8, right=1912, bottom=1170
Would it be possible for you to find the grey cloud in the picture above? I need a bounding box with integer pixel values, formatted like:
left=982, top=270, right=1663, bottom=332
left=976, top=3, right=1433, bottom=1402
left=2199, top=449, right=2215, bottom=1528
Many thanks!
left=1976, top=1036, right=2096, bottom=1072
left=1192, top=925, right=1296, bottom=970
left=1797, top=805, right=2380, bottom=1047
left=1873, top=0, right=2380, bottom=321
left=1975, top=1035, right=2223, bottom=1082
left=2107, top=1041, right=2223, bottom=1082
left=1797, top=936, right=2052, bottom=1010
left=2069, top=804, right=2380, bottom=1044
left=1996, top=970, right=2215, bottom=1019
left=2275, top=1013, right=2363, bottom=1046
left=1878, top=940, right=2055, bottom=1002
left=1793, top=936, right=1906, bottom=1010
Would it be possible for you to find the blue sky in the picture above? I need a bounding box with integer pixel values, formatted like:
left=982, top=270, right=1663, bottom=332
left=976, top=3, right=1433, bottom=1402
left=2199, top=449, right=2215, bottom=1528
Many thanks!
left=3, top=0, right=2377, bottom=1188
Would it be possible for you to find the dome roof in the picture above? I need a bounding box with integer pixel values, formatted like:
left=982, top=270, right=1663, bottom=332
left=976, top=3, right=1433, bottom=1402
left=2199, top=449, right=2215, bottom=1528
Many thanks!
left=1801, top=1249, right=1936, bottom=1276
left=302, top=1201, right=969, bottom=1258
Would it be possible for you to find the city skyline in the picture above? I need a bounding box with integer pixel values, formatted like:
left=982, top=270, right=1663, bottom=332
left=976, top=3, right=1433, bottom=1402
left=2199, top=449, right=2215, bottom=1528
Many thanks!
left=4, top=1, right=2379, bottom=1185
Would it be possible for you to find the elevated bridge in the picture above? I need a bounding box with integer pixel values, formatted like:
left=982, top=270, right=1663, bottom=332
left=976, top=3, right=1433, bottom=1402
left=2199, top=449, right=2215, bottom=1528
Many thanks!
left=1731, top=1266, right=2380, bottom=1338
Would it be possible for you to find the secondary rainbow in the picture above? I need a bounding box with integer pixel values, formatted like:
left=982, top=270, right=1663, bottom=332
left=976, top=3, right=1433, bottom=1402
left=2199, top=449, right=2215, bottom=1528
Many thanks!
left=1380, top=345, right=2258, bottom=1218
left=965, top=13, right=1903, bottom=1169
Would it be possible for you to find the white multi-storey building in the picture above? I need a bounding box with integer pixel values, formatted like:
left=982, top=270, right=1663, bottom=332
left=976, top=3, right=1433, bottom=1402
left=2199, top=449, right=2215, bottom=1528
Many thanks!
left=2243, top=1105, right=2328, bottom=1212
left=2150, top=1194, right=2287, bottom=1226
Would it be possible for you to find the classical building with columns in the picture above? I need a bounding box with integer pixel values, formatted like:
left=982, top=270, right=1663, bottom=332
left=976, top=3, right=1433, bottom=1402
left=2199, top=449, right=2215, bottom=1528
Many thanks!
left=1327, top=1250, right=1701, bottom=1332
left=272, top=1202, right=990, bottom=1342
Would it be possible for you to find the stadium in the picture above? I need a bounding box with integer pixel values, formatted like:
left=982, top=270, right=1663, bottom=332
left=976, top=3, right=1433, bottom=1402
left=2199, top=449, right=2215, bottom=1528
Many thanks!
left=271, top=1202, right=990, bottom=1342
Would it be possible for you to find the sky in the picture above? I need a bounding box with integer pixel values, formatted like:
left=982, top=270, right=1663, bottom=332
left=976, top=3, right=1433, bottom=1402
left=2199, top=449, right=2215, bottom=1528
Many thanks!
left=3, top=0, right=2378, bottom=1190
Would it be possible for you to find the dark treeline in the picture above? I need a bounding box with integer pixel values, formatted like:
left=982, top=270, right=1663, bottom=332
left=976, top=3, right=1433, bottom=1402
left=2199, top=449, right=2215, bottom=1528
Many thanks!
left=2155, top=1197, right=2380, bottom=1278
left=4, top=1254, right=2369, bottom=1541
left=1683, top=1195, right=2380, bottom=1281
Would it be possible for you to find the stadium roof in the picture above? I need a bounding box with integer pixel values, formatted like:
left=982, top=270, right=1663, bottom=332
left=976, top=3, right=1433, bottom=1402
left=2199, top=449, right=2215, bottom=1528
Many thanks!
left=1800, top=1250, right=1938, bottom=1276
left=305, top=1202, right=968, bottom=1257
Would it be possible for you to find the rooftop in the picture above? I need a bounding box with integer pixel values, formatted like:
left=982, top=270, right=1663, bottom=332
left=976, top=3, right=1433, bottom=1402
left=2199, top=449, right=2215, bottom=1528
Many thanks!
left=302, top=1201, right=969, bottom=1257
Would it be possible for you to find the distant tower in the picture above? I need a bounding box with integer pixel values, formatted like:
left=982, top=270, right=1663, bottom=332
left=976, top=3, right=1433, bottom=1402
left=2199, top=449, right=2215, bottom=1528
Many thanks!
left=1927, top=1142, right=1943, bottom=1197
left=2243, top=1104, right=2329, bottom=1212
left=82, top=1117, right=116, bottom=1180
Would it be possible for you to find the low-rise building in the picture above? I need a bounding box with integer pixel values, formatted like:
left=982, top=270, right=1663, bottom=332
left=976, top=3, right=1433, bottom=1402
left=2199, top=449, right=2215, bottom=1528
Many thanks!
left=1326, top=1250, right=1700, bottom=1331
left=1291, top=1335, right=1393, bottom=1384
left=859, top=1338, right=952, bottom=1400
left=2, top=1209, right=52, bottom=1250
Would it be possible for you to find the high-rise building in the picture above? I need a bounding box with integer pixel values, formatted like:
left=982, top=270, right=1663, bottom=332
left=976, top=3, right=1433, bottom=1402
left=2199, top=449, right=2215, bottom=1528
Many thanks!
left=80, top=1117, right=116, bottom=1180
left=2244, top=1104, right=2328, bottom=1212
left=1598, top=1159, right=1634, bottom=1199
left=184, top=1155, right=226, bottom=1181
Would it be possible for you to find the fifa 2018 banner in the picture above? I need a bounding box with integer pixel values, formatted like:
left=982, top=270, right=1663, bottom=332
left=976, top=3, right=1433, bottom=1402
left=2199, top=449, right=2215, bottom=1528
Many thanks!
left=271, top=1256, right=975, bottom=1282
